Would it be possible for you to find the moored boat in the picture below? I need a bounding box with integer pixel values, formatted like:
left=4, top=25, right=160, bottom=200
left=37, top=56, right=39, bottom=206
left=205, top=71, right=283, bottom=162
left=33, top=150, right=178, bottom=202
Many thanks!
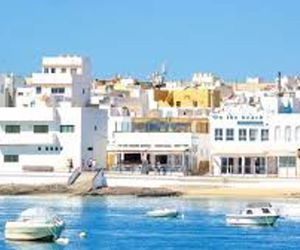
left=5, top=207, right=65, bottom=241
left=146, top=208, right=179, bottom=218
left=226, top=202, right=280, bottom=226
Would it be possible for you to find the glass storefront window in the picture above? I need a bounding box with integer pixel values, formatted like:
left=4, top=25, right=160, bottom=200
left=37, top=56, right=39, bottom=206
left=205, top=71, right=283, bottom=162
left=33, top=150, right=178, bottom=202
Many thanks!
left=279, top=156, right=296, bottom=168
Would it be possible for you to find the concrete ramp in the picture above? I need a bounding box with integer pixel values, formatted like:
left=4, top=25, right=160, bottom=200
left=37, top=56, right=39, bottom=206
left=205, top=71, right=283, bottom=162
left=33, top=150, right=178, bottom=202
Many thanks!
left=69, top=172, right=95, bottom=194
left=67, top=169, right=81, bottom=185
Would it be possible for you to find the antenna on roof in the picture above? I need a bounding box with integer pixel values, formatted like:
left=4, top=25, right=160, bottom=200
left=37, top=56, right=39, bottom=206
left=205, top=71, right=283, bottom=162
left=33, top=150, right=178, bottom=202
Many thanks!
left=151, top=62, right=168, bottom=88
left=278, top=71, right=283, bottom=97
left=160, top=62, right=167, bottom=85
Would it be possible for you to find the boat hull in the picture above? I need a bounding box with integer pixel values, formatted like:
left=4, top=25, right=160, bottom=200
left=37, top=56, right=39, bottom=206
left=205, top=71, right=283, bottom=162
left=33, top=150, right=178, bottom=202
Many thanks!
left=5, top=222, right=64, bottom=241
left=146, top=210, right=179, bottom=218
left=226, top=215, right=279, bottom=226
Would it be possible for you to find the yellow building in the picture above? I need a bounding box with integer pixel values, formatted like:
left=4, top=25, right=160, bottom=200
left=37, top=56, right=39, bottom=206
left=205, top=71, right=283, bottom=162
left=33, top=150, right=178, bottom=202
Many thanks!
left=154, top=88, right=220, bottom=108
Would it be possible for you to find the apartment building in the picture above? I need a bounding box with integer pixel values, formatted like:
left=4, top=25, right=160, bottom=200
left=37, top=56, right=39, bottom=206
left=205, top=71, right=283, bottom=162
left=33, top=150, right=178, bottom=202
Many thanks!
left=0, top=55, right=107, bottom=172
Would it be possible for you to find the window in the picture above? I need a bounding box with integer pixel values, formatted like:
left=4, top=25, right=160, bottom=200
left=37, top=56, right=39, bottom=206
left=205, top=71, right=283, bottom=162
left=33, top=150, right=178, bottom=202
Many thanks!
left=4, top=155, right=19, bottom=162
left=285, top=126, right=291, bottom=142
left=44, top=68, right=49, bottom=73
left=239, top=129, right=247, bottom=141
left=36, top=87, right=41, bottom=94
left=262, top=208, right=270, bottom=214
left=226, top=129, right=234, bottom=141
left=17, top=92, right=23, bottom=96
left=296, top=126, right=300, bottom=142
left=214, top=128, right=223, bottom=141
left=176, top=101, right=181, bottom=107
left=255, top=157, right=266, bottom=174
left=50, top=147, right=53, bottom=151
left=45, top=147, right=49, bottom=151
left=60, top=147, right=63, bottom=151
left=34, top=125, right=49, bottom=133
left=94, top=126, right=97, bottom=131
left=5, top=125, right=20, bottom=133
left=61, top=68, right=66, bottom=73
left=279, top=156, right=296, bottom=168
left=196, top=122, right=208, bottom=133
left=51, top=88, right=65, bottom=94
left=55, top=147, right=59, bottom=151
left=221, top=157, right=227, bottom=174
left=60, top=125, right=74, bottom=133
left=51, top=68, right=56, bottom=73
left=71, top=68, right=77, bottom=74
left=82, top=89, right=85, bottom=94
left=193, top=101, right=198, bottom=107
left=38, top=147, right=41, bottom=151
left=87, top=147, right=93, bottom=151
left=246, top=210, right=253, bottom=215
left=261, top=129, right=269, bottom=141
left=275, top=126, right=281, bottom=141
left=249, top=129, right=258, bottom=141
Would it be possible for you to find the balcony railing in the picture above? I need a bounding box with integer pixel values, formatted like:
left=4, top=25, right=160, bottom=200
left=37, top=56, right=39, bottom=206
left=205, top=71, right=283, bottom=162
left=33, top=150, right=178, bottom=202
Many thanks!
left=0, top=133, right=58, bottom=145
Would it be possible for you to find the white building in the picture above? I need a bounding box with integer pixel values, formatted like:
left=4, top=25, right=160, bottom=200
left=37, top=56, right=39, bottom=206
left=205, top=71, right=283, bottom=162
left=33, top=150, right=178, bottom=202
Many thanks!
left=0, top=55, right=107, bottom=172
left=192, top=72, right=222, bottom=89
left=210, top=101, right=300, bottom=178
left=0, top=107, right=107, bottom=172
left=106, top=113, right=210, bottom=175
left=17, top=55, right=91, bottom=108
left=0, top=74, right=25, bottom=107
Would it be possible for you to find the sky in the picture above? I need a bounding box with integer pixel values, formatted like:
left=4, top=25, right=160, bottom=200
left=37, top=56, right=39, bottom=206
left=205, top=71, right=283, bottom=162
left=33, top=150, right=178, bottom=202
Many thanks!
left=0, top=0, right=300, bottom=81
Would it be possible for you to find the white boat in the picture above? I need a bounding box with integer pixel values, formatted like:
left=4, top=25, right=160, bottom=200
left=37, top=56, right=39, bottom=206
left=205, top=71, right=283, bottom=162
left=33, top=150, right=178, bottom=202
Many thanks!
left=5, top=207, right=65, bottom=241
left=146, top=208, right=179, bottom=218
left=226, top=202, right=280, bottom=226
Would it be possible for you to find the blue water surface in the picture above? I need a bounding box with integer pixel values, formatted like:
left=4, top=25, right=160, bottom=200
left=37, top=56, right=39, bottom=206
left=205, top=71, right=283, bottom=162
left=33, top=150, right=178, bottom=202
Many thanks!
left=0, top=195, right=299, bottom=249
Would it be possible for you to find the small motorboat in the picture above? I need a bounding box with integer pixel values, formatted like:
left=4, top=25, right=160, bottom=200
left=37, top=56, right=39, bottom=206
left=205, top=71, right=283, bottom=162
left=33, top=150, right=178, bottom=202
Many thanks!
left=146, top=208, right=179, bottom=218
left=5, top=207, right=65, bottom=241
left=226, top=202, right=280, bottom=226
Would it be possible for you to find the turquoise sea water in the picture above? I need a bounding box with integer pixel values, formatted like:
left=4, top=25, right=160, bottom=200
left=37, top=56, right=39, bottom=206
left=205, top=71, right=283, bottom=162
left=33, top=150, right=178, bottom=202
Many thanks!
left=0, top=196, right=300, bottom=249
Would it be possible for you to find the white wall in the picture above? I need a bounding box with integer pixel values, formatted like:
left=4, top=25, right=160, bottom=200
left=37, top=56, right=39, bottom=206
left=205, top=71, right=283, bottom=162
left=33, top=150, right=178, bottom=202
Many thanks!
left=0, top=107, right=107, bottom=172
left=81, top=108, right=107, bottom=168
left=109, top=132, right=192, bottom=152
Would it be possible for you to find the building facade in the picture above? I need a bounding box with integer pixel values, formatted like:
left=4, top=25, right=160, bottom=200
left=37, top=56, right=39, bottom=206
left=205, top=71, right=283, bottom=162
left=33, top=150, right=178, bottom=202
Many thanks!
left=0, top=55, right=107, bottom=172
left=0, top=107, right=107, bottom=172
left=107, top=116, right=209, bottom=174
left=210, top=102, right=300, bottom=178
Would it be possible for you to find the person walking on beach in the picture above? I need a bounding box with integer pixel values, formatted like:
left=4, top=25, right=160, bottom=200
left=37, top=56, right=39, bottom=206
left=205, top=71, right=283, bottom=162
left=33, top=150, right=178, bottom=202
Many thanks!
left=68, top=159, right=73, bottom=173
left=92, top=159, right=97, bottom=171
left=157, top=162, right=161, bottom=175
left=87, top=158, right=93, bottom=171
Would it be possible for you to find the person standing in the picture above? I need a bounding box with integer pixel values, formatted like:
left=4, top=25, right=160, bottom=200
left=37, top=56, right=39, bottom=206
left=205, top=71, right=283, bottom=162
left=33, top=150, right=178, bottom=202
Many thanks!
left=68, top=159, right=73, bottom=173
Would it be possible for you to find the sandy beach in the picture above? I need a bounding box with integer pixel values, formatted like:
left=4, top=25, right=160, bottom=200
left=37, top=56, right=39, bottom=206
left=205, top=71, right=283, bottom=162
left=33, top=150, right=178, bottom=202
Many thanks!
left=1, top=172, right=300, bottom=198
left=105, top=173, right=300, bottom=198
left=171, top=186, right=300, bottom=198
left=1, top=183, right=300, bottom=198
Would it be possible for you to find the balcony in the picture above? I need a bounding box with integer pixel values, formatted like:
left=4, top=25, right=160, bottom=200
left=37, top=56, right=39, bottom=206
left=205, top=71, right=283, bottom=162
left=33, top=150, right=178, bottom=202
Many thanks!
left=31, top=73, right=84, bottom=85
left=31, top=73, right=73, bottom=84
left=111, top=132, right=192, bottom=151
left=0, top=108, right=57, bottom=122
left=0, top=133, right=58, bottom=146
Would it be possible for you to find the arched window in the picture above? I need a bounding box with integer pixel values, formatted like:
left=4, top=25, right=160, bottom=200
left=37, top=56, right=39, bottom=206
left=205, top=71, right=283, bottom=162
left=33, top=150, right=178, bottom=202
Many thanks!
left=296, top=126, right=300, bottom=142
left=285, top=126, right=291, bottom=142
left=274, top=126, right=281, bottom=142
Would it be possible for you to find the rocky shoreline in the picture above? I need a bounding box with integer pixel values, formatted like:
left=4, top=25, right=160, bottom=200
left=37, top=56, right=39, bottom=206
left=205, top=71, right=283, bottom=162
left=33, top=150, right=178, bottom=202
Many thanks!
left=0, top=184, right=182, bottom=197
